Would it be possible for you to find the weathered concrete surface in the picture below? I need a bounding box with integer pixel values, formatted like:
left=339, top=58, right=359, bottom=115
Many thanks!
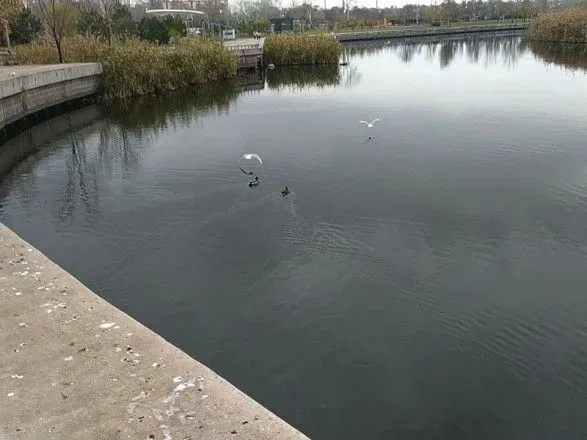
left=0, top=64, right=102, bottom=132
left=225, top=39, right=264, bottom=70
left=224, top=38, right=264, bottom=49
left=0, top=49, right=17, bottom=67
left=0, top=105, right=103, bottom=177
left=0, top=225, right=310, bottom=440
left=334, top=23, right=527, bottom=42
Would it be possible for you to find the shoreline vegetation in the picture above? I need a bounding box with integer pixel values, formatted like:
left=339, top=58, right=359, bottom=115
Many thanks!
left=528, top=40, right=587, bottom=70
left=524, top=3, right=587, bottom=43
left=263, top=34, right=342, bottom=66
left=13, top=34, right=342, bottom=101
left=14, top=36, right=237, bottom=102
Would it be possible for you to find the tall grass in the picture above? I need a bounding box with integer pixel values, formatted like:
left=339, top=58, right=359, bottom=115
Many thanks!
left=14, top=36, right=237, bottom=102
left=525, top=3, right=587, bottom=43
left=263, top=34, right=342, bottom=66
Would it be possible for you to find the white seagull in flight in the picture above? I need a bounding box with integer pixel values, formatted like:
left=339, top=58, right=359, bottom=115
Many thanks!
left=360, top=118, right=380, bottom=128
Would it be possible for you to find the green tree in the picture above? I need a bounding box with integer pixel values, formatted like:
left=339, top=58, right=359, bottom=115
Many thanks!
left=9, top=8, right=42, bottom=45
left=138, top=16, right=169, bottom=44
left=110, top=3, right=136, bottom=39
left=163, top=16, right=185, bottom=42
left=78, top=2, right=135, bottom=41
left=78, top=6, right=108, bottom=37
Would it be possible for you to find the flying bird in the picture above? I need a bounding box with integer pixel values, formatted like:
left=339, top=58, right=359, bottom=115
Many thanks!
left=360, top=118, right=380, bottom=128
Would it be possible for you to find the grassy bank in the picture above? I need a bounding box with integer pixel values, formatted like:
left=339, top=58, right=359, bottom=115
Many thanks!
left=525, top=3, right=587, bottom=43
left=263, top=34, right=342, bottom=66
left=14, top=36, right=237, bottom=102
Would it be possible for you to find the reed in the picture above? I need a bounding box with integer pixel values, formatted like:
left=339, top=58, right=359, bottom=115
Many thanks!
left=525, top=3, right=587, bottom=43
left=263, top=34, right=342, bottom=66
left=14, top=36, right=237, bottom=102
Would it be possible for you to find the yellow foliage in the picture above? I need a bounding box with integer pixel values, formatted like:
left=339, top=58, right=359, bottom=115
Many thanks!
left=0, top=0, right=23, bottom=24
left=525, top=3, right=587, bottom=43
left=263, top=34, right=342, bottom=66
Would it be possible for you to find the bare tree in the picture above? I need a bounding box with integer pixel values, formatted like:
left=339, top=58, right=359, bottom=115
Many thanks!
left=95, top=0, right=120, bottom=44
left=31, top=0, right=78, bottom=63
left=0, top=0, right=23, bottom=49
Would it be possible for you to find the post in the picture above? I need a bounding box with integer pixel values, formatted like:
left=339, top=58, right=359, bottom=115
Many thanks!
left=2, top=20, right=11, bottom=50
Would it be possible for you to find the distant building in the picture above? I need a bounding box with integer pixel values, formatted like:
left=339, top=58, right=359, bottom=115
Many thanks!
left=269, top=18, right=306, bottom=33
left=169, top=0, right=205, bottom=9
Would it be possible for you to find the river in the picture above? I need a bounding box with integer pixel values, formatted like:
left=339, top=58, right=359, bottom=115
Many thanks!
left=2, top=34, right=587, bottom=439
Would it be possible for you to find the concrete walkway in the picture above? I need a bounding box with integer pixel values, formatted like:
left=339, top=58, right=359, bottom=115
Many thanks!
left=0, top=225, right=309, bottom=440
left=224, top=38, right=264, bottom=50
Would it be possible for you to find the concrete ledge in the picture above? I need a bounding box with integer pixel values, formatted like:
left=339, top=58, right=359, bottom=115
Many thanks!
left=0, top=225, right=310, bottom=440
left=0, top=104, right=104, bottom=177
left=335, top=23, right=527, bottom=42
left=0, top=64, right=102, bottom=133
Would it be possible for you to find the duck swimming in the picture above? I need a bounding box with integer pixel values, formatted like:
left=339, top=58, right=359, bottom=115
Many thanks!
left=281, top=186, right=290, bottom=196
left=249, top=176, right=260, bottom=187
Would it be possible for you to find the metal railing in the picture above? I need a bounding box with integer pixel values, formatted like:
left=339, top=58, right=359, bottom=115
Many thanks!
left=226, top=44, right=262, bottom=51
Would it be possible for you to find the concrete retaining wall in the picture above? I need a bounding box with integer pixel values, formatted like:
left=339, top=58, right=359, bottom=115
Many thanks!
left=225, top=41, right=264, bottom=70
left=233, top=47, right=264, bottom=70
left=0, top=104, right=104, bottom=177
left=335, top=23, right=527, bottom=42
left=0, top=225, right=310, bottom=440
left=0, top=64, right=102, bottom=133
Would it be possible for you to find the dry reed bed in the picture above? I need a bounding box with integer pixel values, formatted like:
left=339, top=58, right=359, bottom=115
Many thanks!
left=14, top=36, right=237, bottom=101
left=263, top=34, right=342, bottom=66
left=525, top=3, right=587, bottom=43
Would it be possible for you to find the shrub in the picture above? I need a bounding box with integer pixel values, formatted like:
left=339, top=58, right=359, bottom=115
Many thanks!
left=14, top=36, right=237, bottom=102
left=9, top=8, right=41, bottom=45
left=263, top=34, right=342, bottom=66
left=525, top=3, right=587, bottom=43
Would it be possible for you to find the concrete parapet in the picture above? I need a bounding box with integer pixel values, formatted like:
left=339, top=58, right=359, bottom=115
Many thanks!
left=335, top=23, right=527, bottom=42
left=0, top=225, right=310, bottom=440
left=0, top=64, right=102, bottom=133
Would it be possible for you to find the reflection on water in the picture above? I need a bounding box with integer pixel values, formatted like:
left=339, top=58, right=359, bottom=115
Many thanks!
left=266, top=66, right=342, bottom=91
left=344, top=33, right=527, bottom=69
left=528, top=40, right=587, bottom=71
left=2, top=35, right=587, bottom=440
left=343, top=33, right=587, bottom=72
left=106, top=86, right=241, bottom=132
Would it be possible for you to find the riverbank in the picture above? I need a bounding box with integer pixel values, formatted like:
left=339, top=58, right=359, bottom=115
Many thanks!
left=525, top=3, right=587, bottom=43
left=333, top=22, right=527, bottom=42
left=0, top=224, right=310, bottom=440
left=14, top=37, right=237, bottom=102
left=0, top=64, right=102, bottom=142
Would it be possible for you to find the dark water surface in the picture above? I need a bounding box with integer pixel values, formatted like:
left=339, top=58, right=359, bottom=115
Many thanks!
left=2, top=35, right=587, bottom=439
